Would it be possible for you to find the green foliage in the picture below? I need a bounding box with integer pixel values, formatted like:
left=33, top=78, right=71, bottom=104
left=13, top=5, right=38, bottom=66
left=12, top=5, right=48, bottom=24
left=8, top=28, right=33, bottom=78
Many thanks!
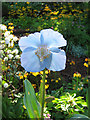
left=2, top=95, right=28, bottom=119
left=24, top=79, right=41, bottom=118
left=2, top=2, right=89, bottom=57
left=70, top=114, right=90, bottom=120
left=47, top=92, right=87, bottom=119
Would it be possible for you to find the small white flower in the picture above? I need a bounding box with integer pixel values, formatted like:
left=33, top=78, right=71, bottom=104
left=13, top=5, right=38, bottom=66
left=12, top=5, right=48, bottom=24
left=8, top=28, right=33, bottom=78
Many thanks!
left=13, top=36, right=18, bottom=42
left=0, top=50, right=4, bottom=54
left=4, top=83, right=8, bottom=88
left=8, top=34, right=14, bottom=40
left=8, top=54, right=13, bottom=59
left=61, top=104, right=70, bottom=112
left=0, top=45, right=4, bottom=49
left=12, top=49, right=19, bottom=54
left=5, top=35, right=14, bottom=45
left=0, top=24, right=7, bottom=31
left=4, top=57, right=8, bottom=61
left=15, top=55, right=20, bottom=59
left=10, top=40, right=14, bottom=47
left=0, top=40, right=5, bottom=44
left=8, top=40, right=14, bottom=47
left=5, top=37, right=10, bottom=44
left=7, top=50, right=11, bottom=54
left=4, top=31, right=10, bottom=37
left=0, top=76, right=2, bottom=80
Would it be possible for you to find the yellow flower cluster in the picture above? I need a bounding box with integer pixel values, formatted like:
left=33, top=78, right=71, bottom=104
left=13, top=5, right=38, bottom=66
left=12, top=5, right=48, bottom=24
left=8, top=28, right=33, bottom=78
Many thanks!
left=44, top=5, right=51, bottom=11
left=18, top=72, right=29, bottom=79
left=84, top=58, right=90, bottom=68
left=70, top=60, right=75, bottom=65
left=30, top=70, right=50, bottom=77
left=32, top=84, right=36, bottom=89
left=84, top=63, right=88, bottom=67
left=73, top=72, right=81, bottom=78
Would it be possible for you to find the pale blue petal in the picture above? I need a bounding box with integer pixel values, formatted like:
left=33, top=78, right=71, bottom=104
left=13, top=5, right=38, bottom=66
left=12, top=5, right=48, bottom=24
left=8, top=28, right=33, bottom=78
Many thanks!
left=40, top=29, right=67, bottom=48
left=49, top=47, right=60, bottom=53
left=45, top=49, right=66, bottom=71
left=19, top=32, right=41, bottom=51
left=21, top=47, right=45, bottom=72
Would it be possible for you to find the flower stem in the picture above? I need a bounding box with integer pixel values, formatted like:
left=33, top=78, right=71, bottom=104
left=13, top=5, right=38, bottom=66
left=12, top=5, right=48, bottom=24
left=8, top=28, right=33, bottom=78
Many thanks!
left=41, top=69, right=45, bottom=119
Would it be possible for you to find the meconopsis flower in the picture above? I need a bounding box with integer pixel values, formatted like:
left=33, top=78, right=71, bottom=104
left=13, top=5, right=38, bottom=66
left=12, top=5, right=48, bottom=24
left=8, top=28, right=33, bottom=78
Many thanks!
left=19, top=29, right=67, bottom=72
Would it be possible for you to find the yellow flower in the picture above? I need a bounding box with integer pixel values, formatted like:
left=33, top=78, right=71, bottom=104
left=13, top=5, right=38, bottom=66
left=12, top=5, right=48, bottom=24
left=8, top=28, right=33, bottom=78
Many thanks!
left=7, top=66, right=10, bottom=69
left=79, top=11, right=83, bottom=14
left=70, top=62, right=72, bottom=65
left=45, top=80, right=47, bottom=83
left=40, top=71, right=43, bottom=74
left=77, top=73, right=81, bottom=78
left=20, top=76, right=23, bottom=79
left=24, top=73, right=28, bottom=78
left=80, top=87, right=83, bottom=90
left=58, top=78, right=61, bottom=80
left=88, top=61, right=90, bottom=65
left=34, top=10, right=38, bottom=12
left=73, top=72, right=81, bottom=78
left=31, top=72, right=39, bottom=76
left=86, top=79, right=89, bottom=82
left=26, top=2, right=30, bottom=4
left=25, top=33, right=29, bottom=36
left=18, top=73, right=21, bottom=76
left=60, top=7, right=63, bottom=9
left=77, top=88, right=80, bottom=91
left=8, top=23, right=13, bottom=25
left=45, top=84, right=49, bottom=89
left=45, top=70, right=50, bottom=74
left=72, top=61, right=75, bottom=65
left=10, top=30, right=13, bottom=33
left=52, top=11, right=59, bottom=15
left=84, top=63, right=88, bottom=67
left=73, top=87, right=75, bottom=90
left=51, top=79, right=54, bottom=82
left=40, top=80, right=43, bottom=83
left=8, top=26, right=14, bottom=30
left=85, top=58, right=88, bottom=61
left=73, top=73, right=77, bottom=77
left=32, top=84, right=36, bottom=88
left=44, top=6, right=51, bottom=11
left=55, top=80, right=58, bottom=83
left=23, top=105, right=26, bottom=109
left=54, top=27, right=58, bottom=31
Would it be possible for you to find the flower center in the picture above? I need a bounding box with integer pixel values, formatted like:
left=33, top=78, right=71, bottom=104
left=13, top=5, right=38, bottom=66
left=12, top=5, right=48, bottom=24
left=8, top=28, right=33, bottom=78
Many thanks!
left=35, top=45, right=51, bottom=62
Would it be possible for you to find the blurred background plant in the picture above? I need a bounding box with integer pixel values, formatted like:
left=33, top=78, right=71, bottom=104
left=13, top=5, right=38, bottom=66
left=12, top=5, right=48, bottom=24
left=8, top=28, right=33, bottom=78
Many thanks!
left=2, top=2, right=89, bottom=57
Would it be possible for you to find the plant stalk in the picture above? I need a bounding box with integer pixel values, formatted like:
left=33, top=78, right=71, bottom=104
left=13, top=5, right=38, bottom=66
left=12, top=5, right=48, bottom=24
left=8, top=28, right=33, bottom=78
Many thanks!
left=41, top=69, right=45, bottom=119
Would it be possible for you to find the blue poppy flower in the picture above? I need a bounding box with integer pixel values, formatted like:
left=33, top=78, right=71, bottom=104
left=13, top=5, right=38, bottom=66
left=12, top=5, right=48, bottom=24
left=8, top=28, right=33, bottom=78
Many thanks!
left=19, top=29, right=67, bottom=72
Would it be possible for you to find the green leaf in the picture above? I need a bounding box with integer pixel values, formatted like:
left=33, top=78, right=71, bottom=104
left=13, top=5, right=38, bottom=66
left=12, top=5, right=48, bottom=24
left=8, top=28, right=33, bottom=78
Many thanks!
left=24, top=79, right=41, bottom=118
left=69, top=114, right=90, bottom=120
